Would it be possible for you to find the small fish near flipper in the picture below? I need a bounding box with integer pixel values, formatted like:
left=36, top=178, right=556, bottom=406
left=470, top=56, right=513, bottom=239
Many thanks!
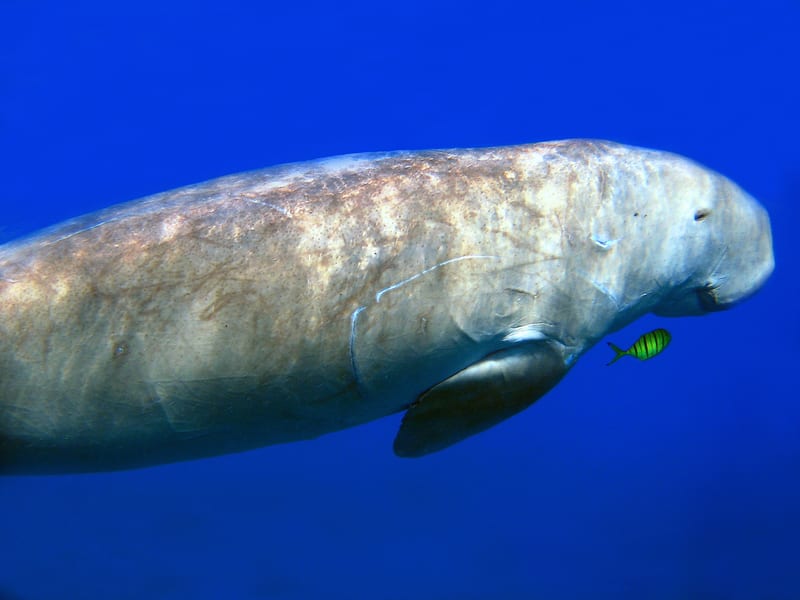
left=606, top=328, right=671, bottom=366
left=394, top=342, right=569, bottom=457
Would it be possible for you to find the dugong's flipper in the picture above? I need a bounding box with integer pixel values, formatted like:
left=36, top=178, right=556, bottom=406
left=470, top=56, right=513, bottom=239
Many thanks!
left=394, top=343, right=568, bottom=457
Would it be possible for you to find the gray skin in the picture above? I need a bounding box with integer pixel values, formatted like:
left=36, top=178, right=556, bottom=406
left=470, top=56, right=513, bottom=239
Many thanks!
left=0, top=140, right=774, bottom=474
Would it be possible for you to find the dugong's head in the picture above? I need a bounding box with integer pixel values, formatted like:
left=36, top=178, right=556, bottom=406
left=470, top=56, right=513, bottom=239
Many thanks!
left=654, top=166, right=774, bottom=316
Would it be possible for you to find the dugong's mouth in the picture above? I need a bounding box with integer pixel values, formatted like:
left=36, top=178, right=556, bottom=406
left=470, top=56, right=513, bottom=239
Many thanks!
left=696, top=284, right=730, bottom=312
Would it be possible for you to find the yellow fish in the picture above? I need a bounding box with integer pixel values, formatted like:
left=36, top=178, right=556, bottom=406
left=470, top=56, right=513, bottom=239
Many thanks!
left=607, top=328, right=671, bottom=365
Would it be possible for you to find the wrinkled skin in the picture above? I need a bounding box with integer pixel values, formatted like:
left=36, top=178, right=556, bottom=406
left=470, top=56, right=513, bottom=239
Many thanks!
left=0, top=140, right=774, bottom=473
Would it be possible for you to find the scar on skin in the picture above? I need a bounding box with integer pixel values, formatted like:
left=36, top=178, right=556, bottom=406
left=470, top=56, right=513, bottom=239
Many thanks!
left=591, top=234, right=621, bottom=249
left=43, top=218, right=123, bottom=246
left=374, top=255, right=499, bottom=302
left=348, top=255, right=499, bottom=397
left=575, top=269, right=623, bottom=310
left=240, top=195, right=291, bottom=216
left=349, top=305, right=367, bottom=394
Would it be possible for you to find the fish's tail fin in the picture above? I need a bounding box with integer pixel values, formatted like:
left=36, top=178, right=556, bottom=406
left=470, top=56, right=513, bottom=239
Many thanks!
left=606, top=342, right=626, bottom=366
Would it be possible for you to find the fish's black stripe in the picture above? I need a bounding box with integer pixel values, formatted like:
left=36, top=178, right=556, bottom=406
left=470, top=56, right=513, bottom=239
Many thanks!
left=617, top=329, right=670, bottom=363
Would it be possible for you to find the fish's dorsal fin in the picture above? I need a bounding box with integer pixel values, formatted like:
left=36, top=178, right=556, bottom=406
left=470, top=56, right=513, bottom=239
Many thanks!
left=393, top=342, right=569, bottom=457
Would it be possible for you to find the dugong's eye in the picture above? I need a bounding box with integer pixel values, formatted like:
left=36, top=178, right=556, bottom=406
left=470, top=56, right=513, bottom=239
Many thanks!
left=694, top=208, right=711, bottom=221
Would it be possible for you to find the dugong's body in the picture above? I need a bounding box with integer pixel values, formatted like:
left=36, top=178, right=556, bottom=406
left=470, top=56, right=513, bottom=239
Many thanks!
left=0, top=140, right=773, bottom=473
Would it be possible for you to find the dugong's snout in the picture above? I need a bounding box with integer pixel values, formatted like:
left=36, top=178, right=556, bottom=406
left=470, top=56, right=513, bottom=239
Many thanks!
left=694, top=284, right=734, bottom=312
left=699, top=187, right=774, bottom=311
left=654, top=176, right=774, bottom=317
left=695, top=178, right=775, bottom=312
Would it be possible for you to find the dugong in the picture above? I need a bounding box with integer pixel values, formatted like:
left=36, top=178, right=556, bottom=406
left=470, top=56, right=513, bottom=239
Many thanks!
left=0, top=140, right=773, bottom=474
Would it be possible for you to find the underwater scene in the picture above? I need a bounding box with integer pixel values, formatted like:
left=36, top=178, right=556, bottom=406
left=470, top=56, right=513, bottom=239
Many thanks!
left=1, top=1, right=798, bottom=598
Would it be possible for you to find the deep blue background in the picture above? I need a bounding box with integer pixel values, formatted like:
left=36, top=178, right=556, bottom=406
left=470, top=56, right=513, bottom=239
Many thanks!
left=1, top=1, right=798, bottom=598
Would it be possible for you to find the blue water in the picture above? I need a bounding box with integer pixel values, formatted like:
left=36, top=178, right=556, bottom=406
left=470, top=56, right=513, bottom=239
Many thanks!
left=2, top=1, right=798, bottom=598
